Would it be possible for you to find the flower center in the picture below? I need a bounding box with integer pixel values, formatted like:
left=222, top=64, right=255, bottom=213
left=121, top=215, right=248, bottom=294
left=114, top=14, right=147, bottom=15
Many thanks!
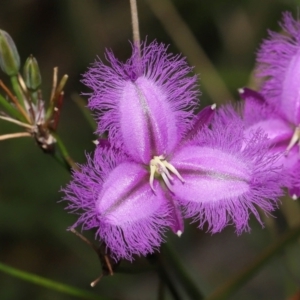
left=286, top=125, right=300, bottom=153
left=149, top=155, right=184, bottom=192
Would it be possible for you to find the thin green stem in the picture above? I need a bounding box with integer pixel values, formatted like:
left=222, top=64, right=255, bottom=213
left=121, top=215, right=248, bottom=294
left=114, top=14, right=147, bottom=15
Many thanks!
left=145, top=0, right=233, bottom=105
left=51, top=146, right=71, bottom=171
left=147, top=253, right=182, bottom=300
left=0, top=93, right=24, bottom=120
left=129, top=0, right=141, bottom=54
left=0, top=79, right=30, bottom=123
left=157, top=279, right=165, bottom=300
left=71, top=93, right=97, bottom=131
left=163, top=244, right=204, bottom=300
left=206, top=223, right=300, bottom=300
left=0, top=261, right=108, bottom=300
left=52, top=132, right=79, bottom=172
left=157, top=254, right=181, bottom=300
left=10, top=74, right=26, bottom=108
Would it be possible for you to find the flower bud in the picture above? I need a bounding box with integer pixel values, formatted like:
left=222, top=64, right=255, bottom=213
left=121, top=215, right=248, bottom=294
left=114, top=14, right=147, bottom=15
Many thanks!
left=23, top=55, right=42, bottom=90
left=0, top=30, right=20, bottom=76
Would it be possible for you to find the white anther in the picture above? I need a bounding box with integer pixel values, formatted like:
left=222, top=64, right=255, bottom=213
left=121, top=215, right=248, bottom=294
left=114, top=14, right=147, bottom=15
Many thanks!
left=292, top=194, right=298, bottom=200
left=211, top=103, right=217, bottom=110
left=149, top=155, right=184, bottom=192
left=286, top=126, right=300, bottom=153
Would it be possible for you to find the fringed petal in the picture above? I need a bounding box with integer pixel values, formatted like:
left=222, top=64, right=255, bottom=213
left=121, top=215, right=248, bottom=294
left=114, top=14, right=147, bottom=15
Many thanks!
left=256, top=12, right=300, bottom=124
left=170, top=108, right=285, bottom=233
left=83, top=41, right=199, bottom=163
left=62, top=147, right=171, bottom=261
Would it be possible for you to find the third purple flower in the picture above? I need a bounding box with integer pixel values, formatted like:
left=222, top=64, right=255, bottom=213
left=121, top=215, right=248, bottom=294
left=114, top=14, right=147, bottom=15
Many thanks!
left=241, top=12, right=300, bottom=198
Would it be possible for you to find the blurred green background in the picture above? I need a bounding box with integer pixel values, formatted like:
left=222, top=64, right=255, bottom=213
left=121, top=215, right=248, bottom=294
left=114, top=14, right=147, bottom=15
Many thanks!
left=0, top=0, right=300, bottom=299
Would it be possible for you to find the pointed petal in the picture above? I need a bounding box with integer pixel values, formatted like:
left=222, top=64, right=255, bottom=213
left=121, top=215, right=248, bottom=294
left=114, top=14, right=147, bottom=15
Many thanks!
left=164, top=192, right=184, bottom=235
left=239, top=87, right=265, bottom=104
left=181, top=104, right=216, bottom=144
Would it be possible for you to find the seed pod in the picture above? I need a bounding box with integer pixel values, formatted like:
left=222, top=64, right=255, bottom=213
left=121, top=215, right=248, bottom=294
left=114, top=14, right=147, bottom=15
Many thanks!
left=0, top=30, right=20, bottom=76
left=23, top=55, right=42, bottom=90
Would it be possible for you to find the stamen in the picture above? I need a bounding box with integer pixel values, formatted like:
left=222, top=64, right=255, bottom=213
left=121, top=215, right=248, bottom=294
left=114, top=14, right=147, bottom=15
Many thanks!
left=149, top=163, right=157, bottom=192
left=161, top=172, right=174, bottom=191
left=286, top=126, right=300, bottom=153
left=149, top=155, right=184, bottom=192
left=164, top=160, right=185, bottom=183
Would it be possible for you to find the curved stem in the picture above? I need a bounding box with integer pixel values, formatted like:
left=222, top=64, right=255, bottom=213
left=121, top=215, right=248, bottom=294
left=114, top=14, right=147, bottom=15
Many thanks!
left=71, top=93, right=96, bottom=131
left=0, top=93, right=24, bottom=120
left=145, top=0, right=233, bottom=105
left=206, top=223, right=300, bottom=300
left=0, top=132, right=30, bottom=141
left=0, top=80, right=30, bottom=123
left=156, top=254, right=181, bottom=300
left=163, top=244, right=204, bottom=300
left=10, top=74, right=26, bottom=109
left=147, top=253, right=182, bottom=300
left=0, top=261, right=108, bottom=300
left=52, top=132, right=79, bottom=172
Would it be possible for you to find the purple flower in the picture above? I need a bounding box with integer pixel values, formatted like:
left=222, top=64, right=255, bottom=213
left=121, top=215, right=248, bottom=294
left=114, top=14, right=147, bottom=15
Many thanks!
left=63, top=42, right=285, bottom=261
left=256, top=12, right=300, bottom=124
left=241, top=12, right=300, bottom=198
left=240, top=88, right=299, bottom=198
left=63, top=112, right=284, bottom=260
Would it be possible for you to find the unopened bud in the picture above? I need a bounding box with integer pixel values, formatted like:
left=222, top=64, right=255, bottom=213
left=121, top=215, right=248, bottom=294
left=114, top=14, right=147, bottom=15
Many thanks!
left=23, top=55, right=42, bottom=90
left=0, top=29, right=20, bottom=76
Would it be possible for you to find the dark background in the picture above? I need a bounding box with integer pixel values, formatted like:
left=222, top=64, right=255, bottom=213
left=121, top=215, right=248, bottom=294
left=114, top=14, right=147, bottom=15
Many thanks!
left=0, top=0, right=300, bottom=299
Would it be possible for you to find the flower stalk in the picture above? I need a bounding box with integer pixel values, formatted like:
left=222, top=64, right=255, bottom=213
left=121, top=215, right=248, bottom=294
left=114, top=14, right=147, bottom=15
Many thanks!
left=129, top=0, right=141, bottom=54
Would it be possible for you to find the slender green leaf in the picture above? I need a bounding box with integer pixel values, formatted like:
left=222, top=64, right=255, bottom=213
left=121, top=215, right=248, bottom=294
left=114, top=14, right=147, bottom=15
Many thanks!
left=206, top=224, right=300, bottom=300
left=0, top=261, right=109, bottom=300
